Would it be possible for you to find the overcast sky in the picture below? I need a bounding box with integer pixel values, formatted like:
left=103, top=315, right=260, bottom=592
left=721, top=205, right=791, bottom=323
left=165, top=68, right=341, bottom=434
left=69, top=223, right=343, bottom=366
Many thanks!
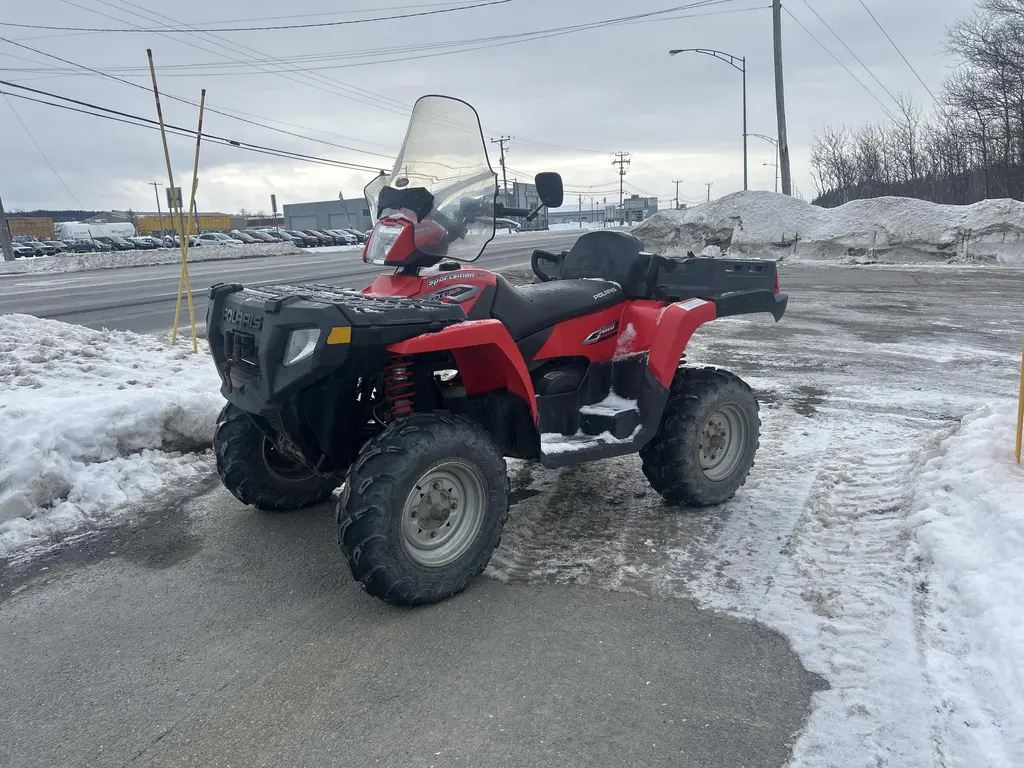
left=0, top=0, right=978, bottom=215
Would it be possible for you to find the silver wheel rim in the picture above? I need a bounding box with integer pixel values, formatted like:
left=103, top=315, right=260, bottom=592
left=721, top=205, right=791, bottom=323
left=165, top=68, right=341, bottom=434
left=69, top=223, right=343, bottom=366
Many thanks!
left=401, top=460, right=486, bottom=568
left=698, top=404, right=748, bottom=482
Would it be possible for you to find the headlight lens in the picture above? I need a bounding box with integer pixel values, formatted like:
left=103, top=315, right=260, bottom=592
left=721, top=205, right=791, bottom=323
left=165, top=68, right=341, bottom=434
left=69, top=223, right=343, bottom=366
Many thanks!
left=283, top=328, right=320, bottom=367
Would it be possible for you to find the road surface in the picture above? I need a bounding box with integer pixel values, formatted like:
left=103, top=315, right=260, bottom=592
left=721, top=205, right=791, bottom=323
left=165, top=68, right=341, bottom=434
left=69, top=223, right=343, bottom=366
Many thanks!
left=5, top=262, right=1021, bottom=766
left=0, top=232, right=583, bottom=334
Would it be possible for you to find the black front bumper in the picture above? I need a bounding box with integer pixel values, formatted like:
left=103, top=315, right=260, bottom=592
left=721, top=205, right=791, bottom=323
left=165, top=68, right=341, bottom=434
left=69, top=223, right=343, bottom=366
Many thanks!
left=207, top=282, right=466, bottom=414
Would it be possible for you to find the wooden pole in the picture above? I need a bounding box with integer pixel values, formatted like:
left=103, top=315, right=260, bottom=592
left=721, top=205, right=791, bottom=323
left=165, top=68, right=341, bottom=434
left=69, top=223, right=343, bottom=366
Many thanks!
left=773, top=0, right=793, bottom=196
left=0, top=192, right=14, bottom=262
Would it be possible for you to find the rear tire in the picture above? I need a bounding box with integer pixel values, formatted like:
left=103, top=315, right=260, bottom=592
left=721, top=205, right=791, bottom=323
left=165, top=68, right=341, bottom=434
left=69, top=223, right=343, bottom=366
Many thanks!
left=337, top=412, right=509, bottom=606
left=214, top=403, right=341, bottom=512
left=640, top=367, right=760, bottom=506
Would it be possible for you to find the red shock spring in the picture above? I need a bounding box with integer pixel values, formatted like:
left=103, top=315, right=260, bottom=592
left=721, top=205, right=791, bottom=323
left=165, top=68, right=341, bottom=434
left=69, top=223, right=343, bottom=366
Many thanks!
left=384, top=355, right=415, bottom=417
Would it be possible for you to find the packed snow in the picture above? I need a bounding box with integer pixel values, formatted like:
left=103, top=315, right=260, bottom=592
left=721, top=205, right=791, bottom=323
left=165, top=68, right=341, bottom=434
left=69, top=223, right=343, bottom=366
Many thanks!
left=540, top=425, right=642, bottom=454
left=0, top=314, right=222, bottom=559
left=579, top=391, right=639, bottom=416
left=0, top=242, right=302, bottom=276
left=909, top=403, right=1024, bottom=766
left=634, top=190, right=1024, bottom=265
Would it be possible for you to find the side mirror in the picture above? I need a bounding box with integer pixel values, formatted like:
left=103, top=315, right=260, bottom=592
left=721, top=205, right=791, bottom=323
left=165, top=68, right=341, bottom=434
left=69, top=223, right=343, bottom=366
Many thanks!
left=535, top=172, right=563, bottom=208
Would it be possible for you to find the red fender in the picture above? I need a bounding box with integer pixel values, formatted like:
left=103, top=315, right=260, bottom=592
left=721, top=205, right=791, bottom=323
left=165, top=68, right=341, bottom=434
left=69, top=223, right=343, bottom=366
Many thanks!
left=647, top=298, right=717, bottom=386
left=387, top=320, right=538, bottom=422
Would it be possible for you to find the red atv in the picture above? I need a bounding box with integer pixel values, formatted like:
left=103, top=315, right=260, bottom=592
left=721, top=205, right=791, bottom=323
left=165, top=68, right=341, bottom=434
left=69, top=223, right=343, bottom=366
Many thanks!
left=207, top=95, right=787, bottom=606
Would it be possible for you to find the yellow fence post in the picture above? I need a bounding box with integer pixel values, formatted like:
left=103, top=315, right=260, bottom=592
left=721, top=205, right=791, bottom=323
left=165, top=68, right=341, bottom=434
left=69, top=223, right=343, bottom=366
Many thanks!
left=146, top=49, right=200, bottom=353
left=1016, top=333, right=1023, bottom=464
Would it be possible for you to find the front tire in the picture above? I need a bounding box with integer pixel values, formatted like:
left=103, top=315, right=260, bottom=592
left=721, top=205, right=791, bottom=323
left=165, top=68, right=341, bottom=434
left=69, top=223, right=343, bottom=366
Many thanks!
left=214, top=404, right=341, bottom=511
left=338, top=412, right=509, bottom=606
left=640, top=367, right=760, bottom=506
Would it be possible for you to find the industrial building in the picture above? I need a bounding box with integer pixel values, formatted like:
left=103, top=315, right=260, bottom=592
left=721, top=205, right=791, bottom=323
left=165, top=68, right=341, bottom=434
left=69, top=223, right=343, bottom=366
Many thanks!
left=284, top=198, right=372, bottom=234
left=611, top=194, right=660, bottom=223
left=6, top=216, right=54, bottom=240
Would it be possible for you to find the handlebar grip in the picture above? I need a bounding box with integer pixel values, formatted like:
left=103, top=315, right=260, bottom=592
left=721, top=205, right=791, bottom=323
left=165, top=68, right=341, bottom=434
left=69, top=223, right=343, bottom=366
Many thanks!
left=496, top=204, right=532, bottom=218
left=531, top=249, right=562, bottom=282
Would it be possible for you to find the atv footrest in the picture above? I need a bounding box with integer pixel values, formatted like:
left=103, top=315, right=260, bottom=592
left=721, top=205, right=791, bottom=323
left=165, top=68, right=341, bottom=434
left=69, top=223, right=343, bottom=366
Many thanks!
left=579, top=399, right=640, bottom=440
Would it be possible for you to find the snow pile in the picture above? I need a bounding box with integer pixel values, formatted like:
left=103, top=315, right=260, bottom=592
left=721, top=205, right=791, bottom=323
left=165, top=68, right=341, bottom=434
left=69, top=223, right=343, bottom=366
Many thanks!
left=0, top=242, right=300, bottom=276
left=0, top=315, right=223, bottom=558
left=909, top=403, right=1024, bottom=766
left=633, top=190, right=1024, bottom=264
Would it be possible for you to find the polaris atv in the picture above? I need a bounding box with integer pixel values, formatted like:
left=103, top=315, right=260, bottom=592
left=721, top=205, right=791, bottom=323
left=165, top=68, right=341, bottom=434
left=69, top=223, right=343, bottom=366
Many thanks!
left=207, top=95, right=788, bottom=606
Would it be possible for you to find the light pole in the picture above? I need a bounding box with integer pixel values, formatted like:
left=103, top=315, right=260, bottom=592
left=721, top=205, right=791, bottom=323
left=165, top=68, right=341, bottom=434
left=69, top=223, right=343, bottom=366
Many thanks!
left=149, top=181, right=164, bottom=233
left=750, top=133, right=780, bottom=193
left=669, top=48, right=747, bottom=191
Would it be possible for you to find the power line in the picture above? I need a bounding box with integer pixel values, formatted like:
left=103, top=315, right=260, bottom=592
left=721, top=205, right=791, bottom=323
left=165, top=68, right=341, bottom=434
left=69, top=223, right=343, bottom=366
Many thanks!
left=795, top=0, right=901, bottom=108
left=0, top=81, right=385, bottom=172
left=0, top=0, right=513, bottom=33
left=2, top=94, right=84, bottom=207
left=856, top=0, right=940, bottom=104
left=784, top=7, right=896, bottom=121
left=0, top=36, right=397, bottom=162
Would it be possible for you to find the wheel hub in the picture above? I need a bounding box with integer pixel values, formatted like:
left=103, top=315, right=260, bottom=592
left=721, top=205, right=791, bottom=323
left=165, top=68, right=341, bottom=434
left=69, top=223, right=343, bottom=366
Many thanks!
left=698, top=405, right=748, bottom=483
left=412, top=481, right=458, bottom=535
left=402, top=463, right=485, bottom=566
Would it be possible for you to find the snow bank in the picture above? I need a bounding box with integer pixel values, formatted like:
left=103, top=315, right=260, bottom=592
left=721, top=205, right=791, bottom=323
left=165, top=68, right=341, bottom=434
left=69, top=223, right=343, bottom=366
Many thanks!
left=909, top=403, right=1024, bottom=766
left=0, top=242, right=300, bottom=276
left=0, top=315, right=223, bottom=558
left=633, top=190, right=1024, bottom=265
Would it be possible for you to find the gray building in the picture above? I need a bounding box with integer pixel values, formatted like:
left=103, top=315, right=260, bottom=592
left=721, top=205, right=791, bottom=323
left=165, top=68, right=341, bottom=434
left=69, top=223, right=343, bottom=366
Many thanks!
left=610, top=194, right=659, bottom=223
left=283, top=197, right=373, bottom=234
left=548, top=207, right=611, bottom=226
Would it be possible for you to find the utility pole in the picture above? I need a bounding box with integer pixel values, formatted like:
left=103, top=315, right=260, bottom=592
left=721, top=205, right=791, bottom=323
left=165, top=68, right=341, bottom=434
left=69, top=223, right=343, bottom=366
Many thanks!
left=612, top=152, right=630, bottom=225
left=773, top=0, right=793, bottom=195
left=673, top=179, right=684, bottom=210
left=705, top=182, right=714, bottom=202
left=0, top=192, right=13, bottom=262
left=149, top=181, right=164, bottom=233
left=578, top=194, right=583, bottom=228
left=490, top=135, right=511, bottom=204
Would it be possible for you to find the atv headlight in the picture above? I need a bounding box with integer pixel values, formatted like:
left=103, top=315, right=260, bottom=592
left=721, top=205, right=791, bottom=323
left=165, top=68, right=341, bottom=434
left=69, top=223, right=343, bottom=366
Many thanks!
left=283, top=328, right=320, bottom=367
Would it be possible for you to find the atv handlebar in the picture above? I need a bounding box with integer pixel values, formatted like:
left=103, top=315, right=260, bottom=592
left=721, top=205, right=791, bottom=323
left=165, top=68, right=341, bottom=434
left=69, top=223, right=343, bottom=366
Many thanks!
left=531, top=249, right=564, bottom=282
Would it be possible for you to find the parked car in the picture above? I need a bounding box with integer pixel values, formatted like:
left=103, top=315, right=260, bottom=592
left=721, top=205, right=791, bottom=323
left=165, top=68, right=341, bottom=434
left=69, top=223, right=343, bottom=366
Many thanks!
left=300, top=229, right=333, bottom=247
left=42, top=240, right=68, bottom=254
left=14, top=240, right=57, bottom=257
left=280, top=230, right=316, bottom=247
left=322, top=229, right=356, bottom=245
left=229, top=230, right=258, bottom=244
left=198, top=232, right=240, bottom=246
left=130, top=236, right=160, bottom=250
left=94, top=235, right=136, bottom=251
left=334, top=227, right=366, bottom=244
left=68, top=239, right=107, bottom=253
left=249, top=230, right=283, bottom=243
left=162, top=235, right=203, bottom=248
left=12, top=243, right=36, bottom=258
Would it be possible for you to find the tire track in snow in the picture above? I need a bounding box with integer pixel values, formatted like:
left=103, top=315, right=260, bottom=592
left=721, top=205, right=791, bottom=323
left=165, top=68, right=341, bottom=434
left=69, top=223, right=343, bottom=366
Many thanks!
left=692, top=409, right=951, bottom=767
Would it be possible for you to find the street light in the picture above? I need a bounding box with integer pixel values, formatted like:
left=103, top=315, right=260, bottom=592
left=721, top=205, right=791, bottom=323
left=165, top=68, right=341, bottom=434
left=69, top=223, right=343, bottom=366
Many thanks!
left=669, top=47, right=747, bottom=191
left=750, top=133, right=780, bottom=194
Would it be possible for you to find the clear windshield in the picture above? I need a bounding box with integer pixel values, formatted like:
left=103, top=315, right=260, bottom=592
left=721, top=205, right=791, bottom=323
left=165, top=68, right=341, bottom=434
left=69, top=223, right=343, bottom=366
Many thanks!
left=364, top=95, right=497, bottom=262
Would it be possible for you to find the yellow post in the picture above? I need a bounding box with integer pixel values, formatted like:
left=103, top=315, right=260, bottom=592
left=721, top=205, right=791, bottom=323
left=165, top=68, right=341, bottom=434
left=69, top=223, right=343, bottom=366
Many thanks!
left=1016, top=333, right=1023, bottom=464
left=147, top=49, right=199, bottom=353
left=176, top=88, right=206, bottom=354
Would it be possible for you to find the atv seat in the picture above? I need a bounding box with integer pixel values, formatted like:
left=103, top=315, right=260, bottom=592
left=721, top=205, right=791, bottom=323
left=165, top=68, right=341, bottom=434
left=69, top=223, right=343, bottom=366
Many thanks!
left=491, top=275, right=624, bottom=340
